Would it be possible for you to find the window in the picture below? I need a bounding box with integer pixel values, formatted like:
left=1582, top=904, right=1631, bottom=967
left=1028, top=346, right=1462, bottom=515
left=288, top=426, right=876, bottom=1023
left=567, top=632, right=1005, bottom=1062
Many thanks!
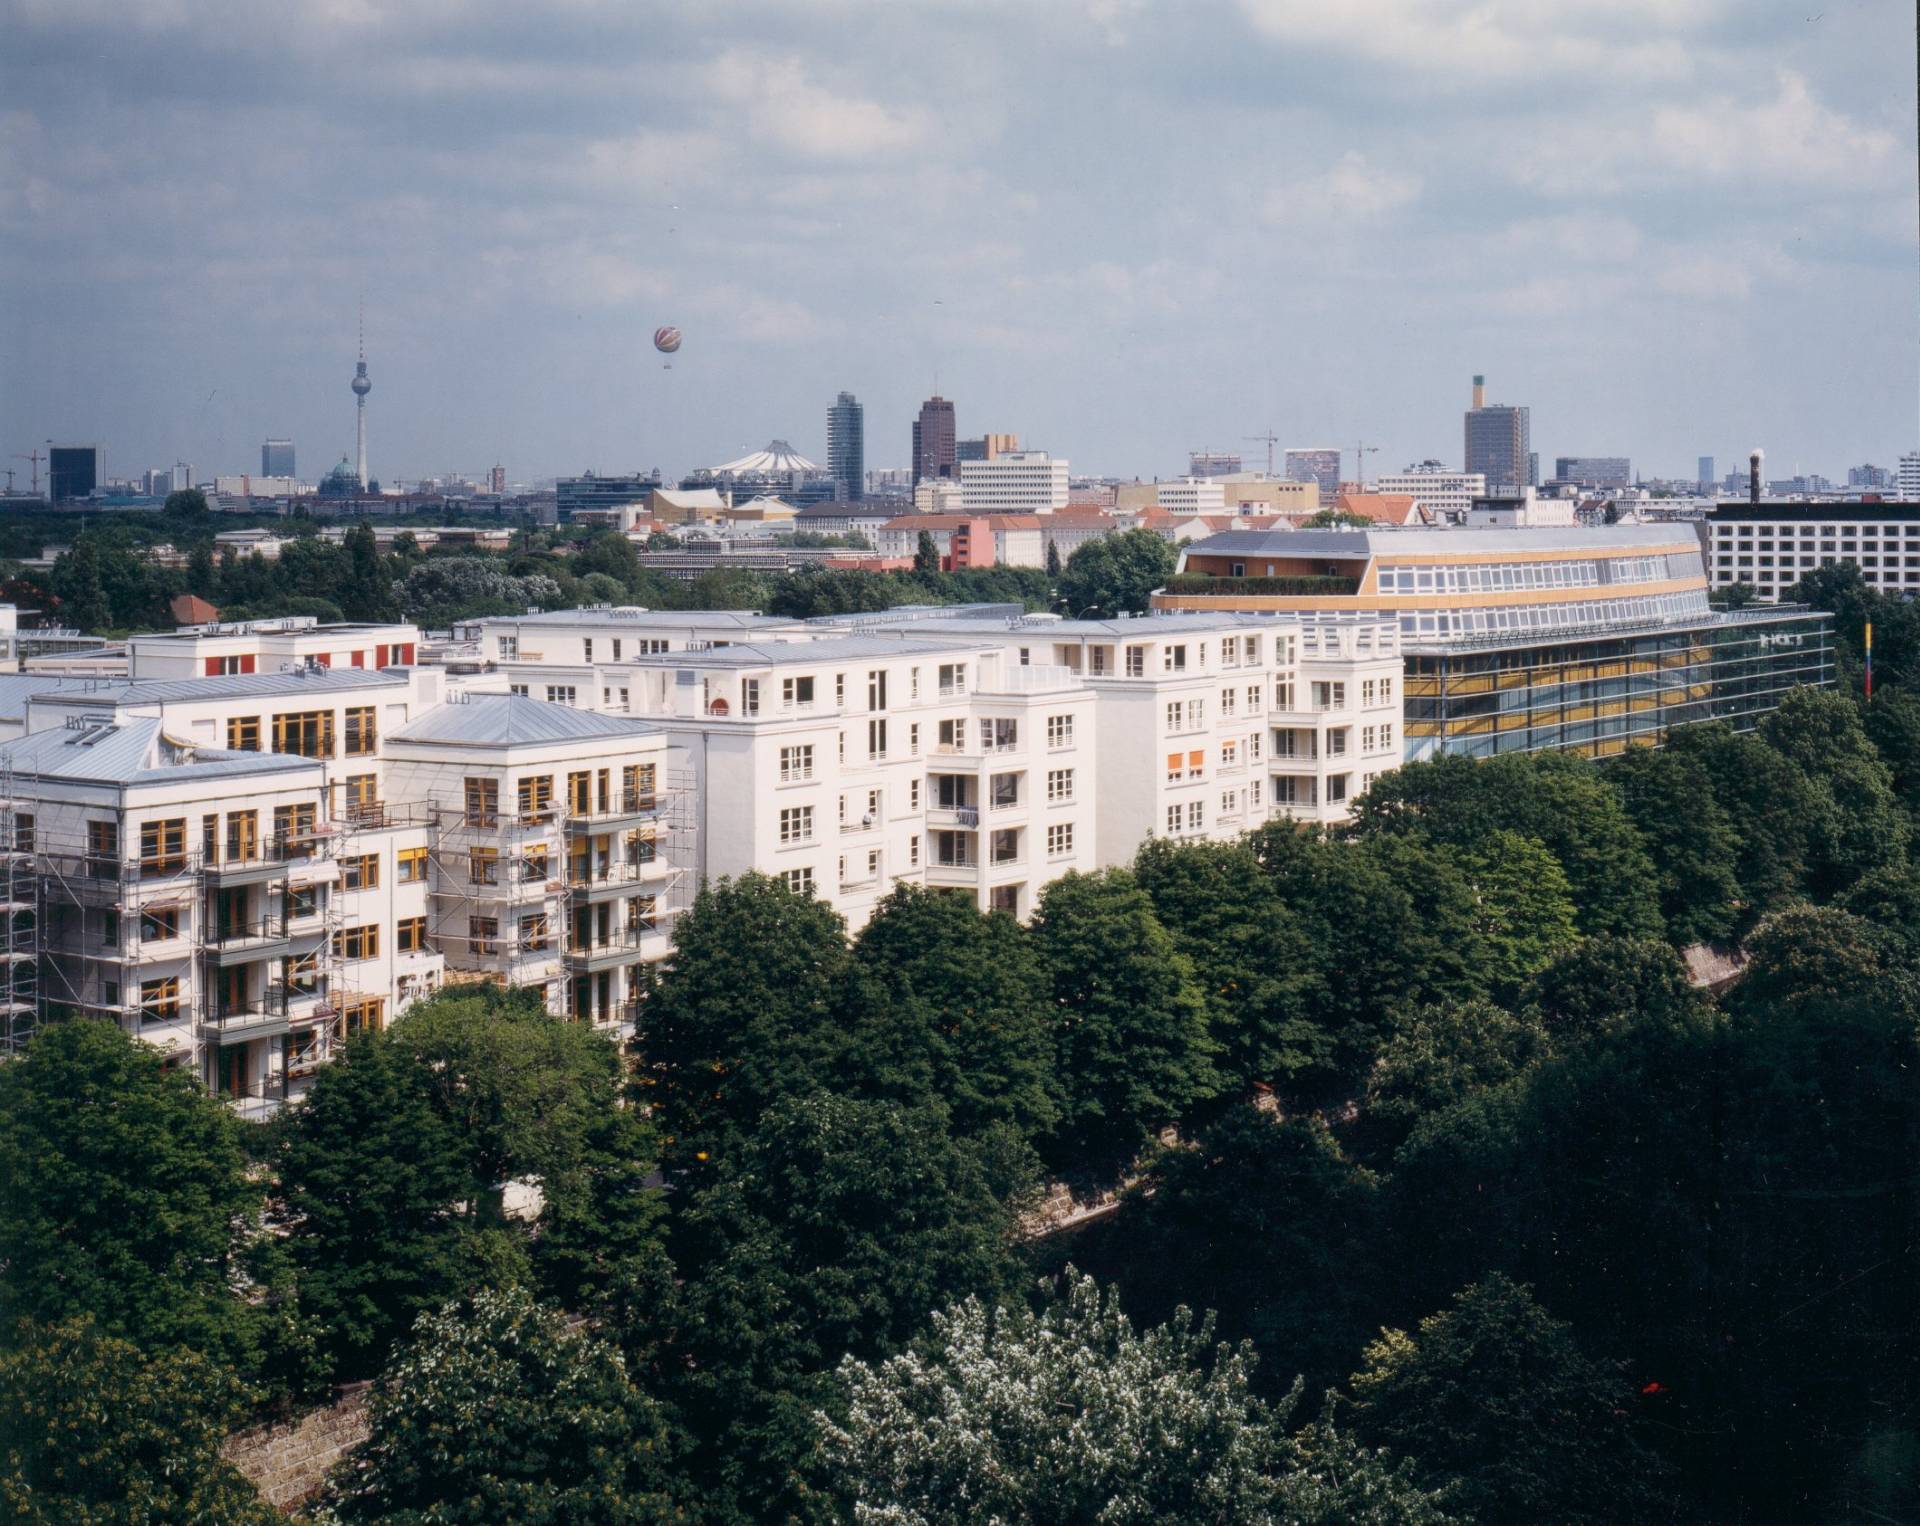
left=741, top=678, right=760, bottom=715
left=567, top=771, right=592, bottom=815
left=498, top=636, right=519, bottom=658
left=336, top=924, right=380, bottom=960
left=288, top=885, right=321, bottom=921
left=1047, top=713, right=1074, bottom=748
left=545, top=685, right=577, bottom=706
left=1362, top=678, right=1377, bottom=706
left=469, top=847, right=499, bottom=884
left=909, top=777, right=922, bottom=811
left=342, top=997, right=386, bottom=1035
left=1249, top=731, right=1262, bottom=760
left=140, top=977, right=180, bottom=1023
left=344, top=706, right=377, bottom=756
left=835, top=673, right=847, bottom=706
left=1125, top=645, right=1146, bottom=678
left=937, top=662, right=967, bottom=695
left=1047, top=822, right=1074, bottom=858
left=990, top=827, right=1020, bottom=864
left=225, top=810, right=258, bottom=864
left=1187, top=800, right=1204, bottom=831
left=510, top=683, right=529, bottom=697
left=227, top=716, right=260, bottom=751
left=1247, top=684, right=1262, bottom=714
left=611, top=639, right=622, bottom=662
left=1166, top=701, right=1182, bottom=733
left=1166, top=804, right=1182, bottom=835
left=1221, top=739, right=1239, bottom=768
left=465, top=777, right=499, bottom=826
left=624, top=763, right=656, bottom=808
left=140, top=907, right=179, bottom=942
left=1328, top=774, right=1349, bottom=803
left=779, top=806, right=814, bottom=844
left=1162, top=643, right=1187, bottom=672
left=1275, top=680, right=1295, bottom=711
left=938, top=718, right=966, bottom=752
left=343, top=773, right=378, bottom=820
left=991, top=772, right=1020, bottom=809
left=467, top=917, right=499, bottom=956
left=518, top=775, right=554, bottom=821
left=1221, top=789, right=1238, bottom=815
left=909, top=722, right=920, bottom=756
left=868, top=718, right=888, bottom=760
left=908, top=834, right=920, bottom=867
left=1312, top=681, right=1346, bottom=711
left=397, top=915, right=428, bottom=953
left=1187, top=749, right=1205, bottom=780
left=779, top=745, right=813, bottom=783
left=87, top=819, right=118, bottom=868
left=399, top=846, right=428, bottom=883
left=341, top=853, right=379, bottom=891
left=1381, top=722, right=1394, bottom=750
left=582, top=638, right=593, bottom=662
left=1380, top=676, right=1393, bottom=703
left=1327, top=729, right=1348, bottom=756
left=518, top=912, right=549, bottom=952
left=139, top=818, right=185, bottom=875
left=273, top=802, right=317, bottom=854
left=782, top=675, right=816, bottom=708
left=781, top=867, right=814, bottom=894
left=1220, top=688, right=1237, bottom=716
left=1250, top=779, right=1263, bottom=806
left=272, top=709, right=333, bottom=758
left=981, top=717, right=1017, bottom=751
left=867, top=670, right=888, bottom=711
left=1047, top=768, right=1074, bottom=802
left=12, top=812, right=31, bottom=852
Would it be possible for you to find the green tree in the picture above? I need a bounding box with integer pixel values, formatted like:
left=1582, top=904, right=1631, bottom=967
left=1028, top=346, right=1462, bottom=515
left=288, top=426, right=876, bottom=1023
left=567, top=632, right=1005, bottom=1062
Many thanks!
left=1132, top=836, right=1328, bottom=1093
left=1520, top=935, right=1703, bottom=1043
left=823, top=1270, right=1451, bottom=1525
left=185, top=541, right=217, bottom=599
left=846, top=883, right=1058, bottom=1141
left=1029, top=870, right=1217, bottom=1176
left=1347, top=1274, right=1666, bottom=1525
left=1458, top=830, right=1578, bottom=995
left=670, top=1092, right=1019, bottom=1520
left=0, top=1020, right=283, bottom=1374
left=1607, top=744, right=1744, bottom=944
left=1057, top=527, right=1177, bottom=615
left=639, top=873, right=852, bottom=1175
left=1664, top=722, right=1819, bottom=915
left=1838, top=861, right=1920, bottom=957
left=49, top=538, right=110, bottom=632
left=339, top=521, right=396, bottom=621
left=326, top=1284, right=679, bottom=1524
left=1045, top=536, right=1062, bottom=577
left=1760, top=686, right=1909, bottom=894
left=1123, top=1107, right=1383, bottom=1390
left=0, top=1318, right=277, bottom=1524
left=914, top=530, right=940, bottom=574
left=276, top=1030, right=491, bottom=1379
left=162, top=486, right=210, bottom=517
left=1359, top=999, right=1549, bottom=1162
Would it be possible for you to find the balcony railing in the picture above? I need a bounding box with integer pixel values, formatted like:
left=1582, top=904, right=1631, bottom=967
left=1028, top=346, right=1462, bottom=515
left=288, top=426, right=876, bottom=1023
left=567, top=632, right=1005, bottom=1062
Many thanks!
left=566, top=790, right=660, bottom=826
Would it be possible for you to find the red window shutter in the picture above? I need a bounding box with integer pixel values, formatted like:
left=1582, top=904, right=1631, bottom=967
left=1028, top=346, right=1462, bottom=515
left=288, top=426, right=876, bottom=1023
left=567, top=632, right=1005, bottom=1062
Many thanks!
left=240, top=654, right=256, bottom=674
left=350, top=651, right=365, bottom=668
left=204, top=657, right=221, bottom=676
left=375, top=644, right=389, bottom=668
left=314, top=653, right=331, bottom=668
left=396, top=643, right=414, bottom=665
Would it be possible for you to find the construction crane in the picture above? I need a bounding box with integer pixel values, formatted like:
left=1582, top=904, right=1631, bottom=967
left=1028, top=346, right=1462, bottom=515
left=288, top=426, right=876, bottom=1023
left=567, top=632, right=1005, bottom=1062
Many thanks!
left=1351, top=441, right=1379, bottom=491
left=1244, top=431, right=1279, bottom=476
left=14, top=450, right=41, bottom=496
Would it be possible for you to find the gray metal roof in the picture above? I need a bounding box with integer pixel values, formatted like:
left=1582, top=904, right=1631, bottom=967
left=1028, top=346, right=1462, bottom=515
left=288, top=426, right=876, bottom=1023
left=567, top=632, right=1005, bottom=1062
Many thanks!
left=842, top=612, right=1263, bottom=638
left=0, top=717, right=319, bottom=786
left=390, top=693, right=662, bottom=747
left=478, top=608, right=806, bottom=630
left=50, top=668, right=410, bottom=707
left=1183, top=524, right=1700, bottom=557
left=0, top=675, right=104, bottom=721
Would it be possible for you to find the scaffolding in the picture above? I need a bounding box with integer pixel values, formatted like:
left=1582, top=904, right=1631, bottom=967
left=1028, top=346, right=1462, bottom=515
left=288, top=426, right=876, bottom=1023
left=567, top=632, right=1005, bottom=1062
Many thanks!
left=0, top=761, right=41, bottom=1055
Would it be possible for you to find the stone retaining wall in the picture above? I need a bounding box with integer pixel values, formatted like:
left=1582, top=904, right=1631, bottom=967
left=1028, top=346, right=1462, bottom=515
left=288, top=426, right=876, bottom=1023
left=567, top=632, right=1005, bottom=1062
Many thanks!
left=223, top=1383, right=371, bottom=1513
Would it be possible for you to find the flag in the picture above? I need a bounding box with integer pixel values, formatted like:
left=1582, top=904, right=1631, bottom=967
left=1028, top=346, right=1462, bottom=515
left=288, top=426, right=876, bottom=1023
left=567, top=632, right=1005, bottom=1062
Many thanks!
left=1865, top=621, right=1873, bottom=701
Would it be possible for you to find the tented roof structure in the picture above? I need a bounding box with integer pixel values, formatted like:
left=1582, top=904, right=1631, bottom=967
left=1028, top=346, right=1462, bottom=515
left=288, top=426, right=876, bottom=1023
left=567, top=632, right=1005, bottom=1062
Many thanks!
left=709, top=440, right=821, bottom=476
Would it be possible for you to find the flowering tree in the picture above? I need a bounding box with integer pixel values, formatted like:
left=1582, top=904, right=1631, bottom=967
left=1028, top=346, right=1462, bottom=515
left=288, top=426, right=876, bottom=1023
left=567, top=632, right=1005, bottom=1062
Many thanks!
left=820, top=1270, right=1450, bottom=1525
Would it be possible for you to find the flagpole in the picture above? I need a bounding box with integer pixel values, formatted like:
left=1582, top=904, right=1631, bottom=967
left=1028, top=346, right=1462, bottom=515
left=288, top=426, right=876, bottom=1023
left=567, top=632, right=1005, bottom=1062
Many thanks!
left=1865, top=620, right=1873, bottom=702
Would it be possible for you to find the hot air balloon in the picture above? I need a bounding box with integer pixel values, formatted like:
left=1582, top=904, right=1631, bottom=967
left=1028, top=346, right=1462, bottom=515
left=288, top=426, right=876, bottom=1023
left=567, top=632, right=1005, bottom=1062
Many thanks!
left=653, top=326, right=681, bottom=354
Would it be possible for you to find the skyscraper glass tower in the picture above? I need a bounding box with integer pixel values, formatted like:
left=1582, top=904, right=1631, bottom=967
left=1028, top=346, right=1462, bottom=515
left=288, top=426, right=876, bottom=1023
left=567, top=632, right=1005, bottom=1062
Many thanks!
left=1463, top=374, right=1531, bottom=490
left=827, top=391, right=864, bottom=501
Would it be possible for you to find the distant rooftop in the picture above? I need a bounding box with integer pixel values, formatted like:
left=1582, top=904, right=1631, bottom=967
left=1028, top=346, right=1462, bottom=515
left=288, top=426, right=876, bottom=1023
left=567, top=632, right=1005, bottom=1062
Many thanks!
left=0, top=715, right=319, bottom=786
left=390, top=693, right=661, bottom=748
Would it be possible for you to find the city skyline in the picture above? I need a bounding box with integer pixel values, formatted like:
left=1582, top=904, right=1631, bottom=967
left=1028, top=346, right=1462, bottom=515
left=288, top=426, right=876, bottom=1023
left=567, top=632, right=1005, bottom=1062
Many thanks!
left=2, top=2, right=1915, bottom=486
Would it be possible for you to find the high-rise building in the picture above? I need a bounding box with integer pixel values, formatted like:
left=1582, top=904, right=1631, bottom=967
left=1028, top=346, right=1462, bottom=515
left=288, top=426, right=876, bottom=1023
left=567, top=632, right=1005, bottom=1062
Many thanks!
left=1374, top=468, right=1486, bottom=524
left=1898, top=453, right=1920, bottom=501
left=958, top=451, right=1070, bottom=513
left=1699, top=456, right=1716, bottom=492
left=1188, top=451, right=1243, bottom=479
left=1847, top=463, right=1893, bottom=490
left=490, top=465, right=507, bottom=494
left=1283, top=448, right=1342, bottom=498
left=956, top=433, right=1018, bottom=464
left=262, top=439, right=295, bottom=478
left=1463, top=374, right=1531, bottom=490
left=350, top=315, right=372, bottom=490
left=827, top=391, right=865, bottom=502
left=48, top=445, right=99, bottom=503
left=1552, top=457, right=1631, bottom=488
left=556, top=472, right=664, bottom=522
left=912, top=395, right=956, bottom=484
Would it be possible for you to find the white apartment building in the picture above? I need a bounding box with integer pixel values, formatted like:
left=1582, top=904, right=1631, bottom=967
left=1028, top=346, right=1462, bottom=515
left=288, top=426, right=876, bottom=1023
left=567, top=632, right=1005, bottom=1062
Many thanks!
left=621, top=636, right=1097, bottom=924
left=1700, top=503, right=1920, bottom=600
left=959, top=451, right=1071, bottom=514
left=1898, top=453, right=1920, bottom=501
left=126, top=617, right=422, bottom=678
left=1375, top=470, right=1487, bottom=525
left=1154, top=478, right=1228, bottom=515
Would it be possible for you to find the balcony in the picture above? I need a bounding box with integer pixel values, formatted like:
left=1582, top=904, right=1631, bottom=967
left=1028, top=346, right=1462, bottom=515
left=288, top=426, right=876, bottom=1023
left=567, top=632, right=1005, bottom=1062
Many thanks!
left=566, top=862, right=657, bottom=901
left=204, top=838, right=298, bottom=885
left=205, top=918, right=293, bottom=965
left=205, top=990, right=290, bottom=1043
left=565, top=791, right=660, bottom=834
left=925, top=805, right=979, bottom=829
left=563, top=926, right=662, bottom=971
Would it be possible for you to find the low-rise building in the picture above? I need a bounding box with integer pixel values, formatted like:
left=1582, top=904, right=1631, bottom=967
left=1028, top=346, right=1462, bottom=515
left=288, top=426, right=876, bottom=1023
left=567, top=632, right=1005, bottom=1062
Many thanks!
left=959, top=451, right=1070, bottom=514
left=1697, top=501, right=1920, bottom=601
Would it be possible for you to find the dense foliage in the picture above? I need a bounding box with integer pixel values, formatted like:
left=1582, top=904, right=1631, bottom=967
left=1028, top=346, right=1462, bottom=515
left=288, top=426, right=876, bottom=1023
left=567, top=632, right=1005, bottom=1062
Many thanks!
left=8, top=609, right=1920, bottom=1517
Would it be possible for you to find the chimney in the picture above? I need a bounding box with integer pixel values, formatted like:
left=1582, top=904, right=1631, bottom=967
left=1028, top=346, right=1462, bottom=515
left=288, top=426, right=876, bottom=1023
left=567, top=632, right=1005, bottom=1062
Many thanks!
left=1471, top=374, right=1486, bottom=410
left=1749, top=448, right=1764, bottom=506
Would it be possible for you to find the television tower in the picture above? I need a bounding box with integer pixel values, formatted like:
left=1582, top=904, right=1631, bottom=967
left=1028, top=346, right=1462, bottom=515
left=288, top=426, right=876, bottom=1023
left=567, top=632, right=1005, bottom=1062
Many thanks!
left=351, top=300, right=372, bottom=490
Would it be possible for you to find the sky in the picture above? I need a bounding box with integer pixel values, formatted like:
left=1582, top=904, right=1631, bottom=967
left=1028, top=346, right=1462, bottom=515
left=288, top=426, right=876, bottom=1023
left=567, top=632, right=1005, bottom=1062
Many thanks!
left=2, top=0, right=1916, bottom=488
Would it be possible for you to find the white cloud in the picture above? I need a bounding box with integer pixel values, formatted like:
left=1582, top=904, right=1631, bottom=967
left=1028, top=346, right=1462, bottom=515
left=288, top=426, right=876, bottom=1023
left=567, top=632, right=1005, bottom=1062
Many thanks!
left=1514, top=72, right=1902, bottom=195
left=1235, top=0, right=1710, bottom=84
left=710, top=50, right=931, bottom=162
left=1264, top=151, right=1421, bottom=224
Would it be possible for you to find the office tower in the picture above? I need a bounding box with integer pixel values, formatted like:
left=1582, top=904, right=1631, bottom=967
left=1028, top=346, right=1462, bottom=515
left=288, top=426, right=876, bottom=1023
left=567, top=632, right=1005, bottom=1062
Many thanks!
left=958, top=451, right=1070, bottom=513
left=1898, top=453, right=1920, bottom=501
left=1463, top=374, right=1531, bottom=491
left=261, top=439, right=295, bottom=478
left=1283, top=448, right=1342, bottom=497
left=956, top=433, right=1018, bottom=464
left=1698, top=456, right=1716, bottom=491
left=490, top=465, right=507, bottom=494
left=1188, top=451, right=1242, bottom=478
left=1553, top=457, right=1631, bottom=488
left=912, top=395, right=956, bottom=484
left=48, top=445, right=99, bottom=503
left=827, top=391, right=865, bottom=501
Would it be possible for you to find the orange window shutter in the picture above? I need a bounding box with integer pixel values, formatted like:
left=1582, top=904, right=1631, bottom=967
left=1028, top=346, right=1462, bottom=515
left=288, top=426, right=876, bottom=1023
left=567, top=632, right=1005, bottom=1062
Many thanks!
left=1166, top=753, right=1181, bottom=772
left=1189, top=750, right=1204, bottom=767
